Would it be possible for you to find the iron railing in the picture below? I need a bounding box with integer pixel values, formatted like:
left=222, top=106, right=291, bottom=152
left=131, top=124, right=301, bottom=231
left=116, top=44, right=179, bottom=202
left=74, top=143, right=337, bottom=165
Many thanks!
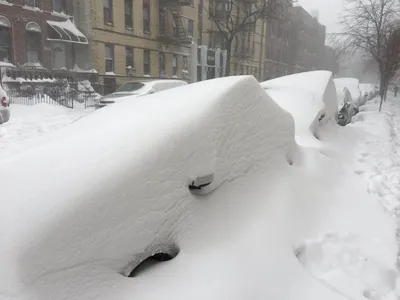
left=3, top=81, right=101, bottom=109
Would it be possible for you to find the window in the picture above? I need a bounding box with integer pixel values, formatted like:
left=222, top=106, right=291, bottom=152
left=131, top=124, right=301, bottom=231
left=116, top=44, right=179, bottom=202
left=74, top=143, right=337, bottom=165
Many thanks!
left=172, top=54, right=177, bottom=76
left=234, top=36, right=238, bottom=52
left=143, top=50, right=150, bottom=75
left=143, top=0, right=150, bottom=34
left=105, top=44, right=114, bottom=72
left=214, top=0, right=228, bottom=19
left=159, top=52, right=165, bottom=76
left=187, top=19, right=194, bottom=37
left=159, top=8, right=166, bottom=35
left=125, top=47, right=134, bottom=72
left=125, top=0, right=133, bottom=29
left=26, top=22, right=41, bottom=63
left=0, top=16, right=12, bottom=63
left=182, top=56, right=188, bottom=72
left=25, top=0, right=39, bottom=7
left=104, top=0, right=113, bottom=25
left=52, top=0, right=66, bottom=13
left=212, top=32, right=226, bottom=49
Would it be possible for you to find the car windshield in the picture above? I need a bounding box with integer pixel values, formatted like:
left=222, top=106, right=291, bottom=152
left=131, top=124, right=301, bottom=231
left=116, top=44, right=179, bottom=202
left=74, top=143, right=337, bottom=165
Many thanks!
left=116, top=82, right=145, bottom=93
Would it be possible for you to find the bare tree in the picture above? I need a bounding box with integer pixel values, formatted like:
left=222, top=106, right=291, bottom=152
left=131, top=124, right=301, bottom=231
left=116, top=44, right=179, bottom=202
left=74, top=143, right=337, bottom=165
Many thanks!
left=335, top=0, right=400, bottom=111
left=203, top=0, right=287, bottom=75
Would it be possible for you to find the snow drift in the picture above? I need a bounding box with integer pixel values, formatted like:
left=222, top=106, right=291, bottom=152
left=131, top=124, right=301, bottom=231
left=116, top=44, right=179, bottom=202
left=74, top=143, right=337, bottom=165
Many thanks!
left=0, top=75, right=396, bottom=300
left=261, top=71, right=338, bottom=145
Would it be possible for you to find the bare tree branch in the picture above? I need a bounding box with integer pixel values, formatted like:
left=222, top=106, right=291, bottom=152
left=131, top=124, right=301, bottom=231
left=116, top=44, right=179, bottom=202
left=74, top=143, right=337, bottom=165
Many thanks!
left=335, top=0, right=400, bottom=110
left=204, top=0, right=293, bottom=75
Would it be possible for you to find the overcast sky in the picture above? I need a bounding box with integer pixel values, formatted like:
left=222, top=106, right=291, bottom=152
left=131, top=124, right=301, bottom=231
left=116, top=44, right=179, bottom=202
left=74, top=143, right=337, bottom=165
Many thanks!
left=298, top=0, right=346, bottom=33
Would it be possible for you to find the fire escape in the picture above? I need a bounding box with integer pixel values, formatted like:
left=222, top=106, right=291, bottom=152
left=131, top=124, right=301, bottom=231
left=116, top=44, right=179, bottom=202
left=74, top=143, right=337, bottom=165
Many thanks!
left=158, top=0, right=192, bottom=45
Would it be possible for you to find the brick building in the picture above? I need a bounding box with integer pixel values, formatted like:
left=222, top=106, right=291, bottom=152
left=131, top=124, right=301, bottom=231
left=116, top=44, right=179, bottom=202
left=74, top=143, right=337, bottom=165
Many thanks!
left=263, top=0, right=292, bottom=80
left=74, top=0, right=266, bottom=91
left=319, top=45, right=339, bottom=75
left=287, top=5, right=326, bottom=74
left=0, top=0, right=91, bottom=71
left=75, top=0, right=195, bottom=91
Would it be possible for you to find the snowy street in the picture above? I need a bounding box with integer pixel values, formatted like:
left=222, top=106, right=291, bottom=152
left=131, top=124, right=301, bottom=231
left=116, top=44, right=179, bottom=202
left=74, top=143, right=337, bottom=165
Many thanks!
left=1, top=74, right=400, bottom=300
left=295, top=95, right=400, bottom=300
left=0, top=104, right=92, bottom=154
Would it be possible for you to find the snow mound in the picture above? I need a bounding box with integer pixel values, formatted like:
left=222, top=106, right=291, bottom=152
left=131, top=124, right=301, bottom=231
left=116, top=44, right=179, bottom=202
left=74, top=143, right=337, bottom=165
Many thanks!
left=295, top=232, right=398, bottom=300
left=0, top=104, right=89, bottom=153
left=261, top=71, right=338, bottom=145
left=0, top=76, right=296, bottom=299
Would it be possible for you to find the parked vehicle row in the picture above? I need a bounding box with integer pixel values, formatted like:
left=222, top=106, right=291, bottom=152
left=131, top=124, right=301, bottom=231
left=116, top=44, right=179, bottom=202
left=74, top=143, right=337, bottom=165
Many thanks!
left=333, top=78, right=377, bottom=126
left=0, top=73, right=378, bottom=129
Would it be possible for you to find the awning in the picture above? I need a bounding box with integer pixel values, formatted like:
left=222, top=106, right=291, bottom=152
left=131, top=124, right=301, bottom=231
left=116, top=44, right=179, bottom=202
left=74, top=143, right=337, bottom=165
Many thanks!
left=47, top=19, right=88, bottom=44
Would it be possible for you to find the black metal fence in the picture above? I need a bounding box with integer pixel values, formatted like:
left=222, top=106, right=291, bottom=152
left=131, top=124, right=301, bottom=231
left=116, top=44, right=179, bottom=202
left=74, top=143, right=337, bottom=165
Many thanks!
left=3, top=81, right=101, bottom=109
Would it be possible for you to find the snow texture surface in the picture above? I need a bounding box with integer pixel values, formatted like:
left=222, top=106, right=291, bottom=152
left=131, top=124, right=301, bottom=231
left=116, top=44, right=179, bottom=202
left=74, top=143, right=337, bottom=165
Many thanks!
left=0, top=75, right=397, bottom=300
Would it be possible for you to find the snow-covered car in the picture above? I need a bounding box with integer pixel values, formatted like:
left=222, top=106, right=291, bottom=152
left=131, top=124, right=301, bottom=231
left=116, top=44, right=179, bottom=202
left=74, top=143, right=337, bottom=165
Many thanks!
left=336, top=87, right=354, bottom=126
left=359, top=83, right=377, bottom=101
left=97, top=79, right=187, bottom=108
left=334, top=78, right=363, bottom=108
left=260, top=71, right=338, bottom=145
left=0, top=83, right=10, bottom=124
left=1, top=75, right=397, bottom=300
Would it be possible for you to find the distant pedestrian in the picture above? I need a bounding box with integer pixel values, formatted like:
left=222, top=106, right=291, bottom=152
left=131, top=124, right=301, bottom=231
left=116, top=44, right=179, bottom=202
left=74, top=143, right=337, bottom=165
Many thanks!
left=394, top=85, right=399, bottom=97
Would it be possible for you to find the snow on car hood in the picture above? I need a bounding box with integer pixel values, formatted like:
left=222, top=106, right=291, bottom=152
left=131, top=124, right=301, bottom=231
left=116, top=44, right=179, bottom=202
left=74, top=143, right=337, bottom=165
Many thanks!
left=0, top=76, right=396, bottom=300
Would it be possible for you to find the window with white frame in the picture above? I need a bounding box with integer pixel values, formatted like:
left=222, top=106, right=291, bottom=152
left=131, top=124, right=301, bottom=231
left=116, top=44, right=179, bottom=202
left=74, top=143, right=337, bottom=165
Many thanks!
left=0, top=16, right=12, bottom=63
left=182, top=56, right=188, bottom=72
left=105, top=44, right=114, bottom=72
left=125, top=47, right=134, bottom=73
left=104, top=0, right=113, bottom=24
left=143, top=50, right=150, bottom=75
left=125, top=0, right=133, bottom=29
left=159, top=52, right=165, bottom=76
left=172, top=54, right=178, bottom=76
left=143, top=0, right=150, bottom=33
left=26, top=22, right=41, bottom=63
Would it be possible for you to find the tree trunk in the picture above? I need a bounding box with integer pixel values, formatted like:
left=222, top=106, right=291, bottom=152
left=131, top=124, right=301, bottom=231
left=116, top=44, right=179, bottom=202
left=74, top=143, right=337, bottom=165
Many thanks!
left=379, top=72, right=385, bottom=112
left=225, top=39, right=233, bottom=77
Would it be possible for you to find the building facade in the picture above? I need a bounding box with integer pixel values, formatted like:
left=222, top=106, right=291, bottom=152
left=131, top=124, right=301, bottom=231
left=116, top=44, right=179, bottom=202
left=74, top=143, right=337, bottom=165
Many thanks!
left=0, top=0, right=91, bottom=72
left=287, top=6, right=326, bottom=74
left=229, top=18, right=265, bottom=79
left=81, top=0, right=265, bottom=91
left=319, top=45, right=339, bottom=75
left=78, top=0, right=195, bottom=92
left=263, top=0, right=292, bottom=80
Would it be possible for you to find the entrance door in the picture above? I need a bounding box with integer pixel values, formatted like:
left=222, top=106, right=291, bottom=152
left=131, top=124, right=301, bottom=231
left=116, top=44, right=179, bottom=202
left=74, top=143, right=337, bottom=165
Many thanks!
left=51, top=43, right=66, bottom=70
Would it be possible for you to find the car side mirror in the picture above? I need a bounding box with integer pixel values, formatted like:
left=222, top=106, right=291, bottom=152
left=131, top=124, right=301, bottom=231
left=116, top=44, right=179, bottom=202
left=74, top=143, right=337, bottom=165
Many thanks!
left=148, top=88, right=156, bottom=94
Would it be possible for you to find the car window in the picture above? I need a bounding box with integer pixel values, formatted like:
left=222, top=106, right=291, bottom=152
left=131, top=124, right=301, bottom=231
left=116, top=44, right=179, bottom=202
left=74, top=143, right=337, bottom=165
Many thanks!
left=116, top=82, right=145, bottom=92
